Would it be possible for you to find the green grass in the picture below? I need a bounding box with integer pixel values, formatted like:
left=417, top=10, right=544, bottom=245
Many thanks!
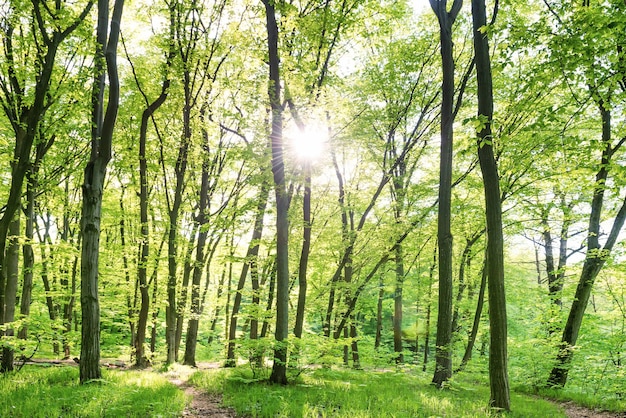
left=0, top=365, right=186, bottom=417
left=189, top=366, right=568, bottom=417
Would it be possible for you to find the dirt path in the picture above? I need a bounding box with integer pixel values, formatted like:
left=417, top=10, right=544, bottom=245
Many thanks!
left=561, top=402, right=626, bottom=418
left=166, top=363, right=238, bottom=418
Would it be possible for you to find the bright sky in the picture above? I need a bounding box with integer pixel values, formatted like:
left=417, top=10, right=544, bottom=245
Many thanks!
left=410, top=0, right=431, bottom=14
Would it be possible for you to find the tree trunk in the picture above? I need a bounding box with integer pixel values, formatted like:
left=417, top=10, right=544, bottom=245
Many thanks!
left=423, top=244, right=437, bottom=371
left=174, top=228, right=197, bottom=361
left=393, top=244, right=405, bottom=364
left=1, top=217, right=20, bottom=372
left=548, top=105, right=626, bottom=387
left=19, top=173, right=36, bottom=341
left=226, top=182, right=269, bottom=366
left=457, top=257, right=487, bottom=372
left=262, top=0, right=290, bottom=385
left=294, top=162, right=311, bottom=339
left=430, top=0, right=462, bottom=388
left=134, top=78, right=169, bottom=369
left=471, top=0, right=510, bottom=409
left=183, top=148, right=212, bottom=367
left=375, top=276, right=384, bottom=350
left=451, top=231, right=483, bottom=335
left=80, top=0, right=124, bottom=383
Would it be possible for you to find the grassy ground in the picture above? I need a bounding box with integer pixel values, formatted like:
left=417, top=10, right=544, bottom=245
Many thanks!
left=1, top=360, right=622, bottom=417
left=189, top=366, right=569, bottom=418
left=0, top=365, right=186, bottom=417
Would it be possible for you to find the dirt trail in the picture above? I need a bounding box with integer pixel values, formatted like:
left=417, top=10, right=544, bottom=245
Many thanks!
left=561, top=402, right=626, bottom=418
left=167, top=362, right=238, bottom=418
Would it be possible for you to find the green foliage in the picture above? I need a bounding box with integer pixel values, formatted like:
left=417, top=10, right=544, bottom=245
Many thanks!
left=189, top=366, right=566, bottom=417
left=0, top=366, right=186, bottom=417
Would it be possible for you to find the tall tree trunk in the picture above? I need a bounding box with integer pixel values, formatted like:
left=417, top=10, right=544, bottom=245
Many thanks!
left=173, top=227, right=197, bottom=361
left=430, top=0, right=462, bottom=388
left=226, top=182, right=270, bottom=366
left=451, top=231, right=483, bottom=335
left=294, top=161, right=311, bottom=340
left=457, top=257, right=487, bottom=372
left=134, top=74, right=170, bottom=369
left=1, top=217, right=20, bottom=372
left=375, top=276, right=384, bottom=350
left=119, top=195, right=136, bottom=351
left=35, top=216, right=59, bottom=355
left=19, top=173, right=36, bottom=340
left=423, top=244, right=437, bottom=371
left=548, top=104, right=626, bottom=388
left=61, top=178, right=78, bottom=359
left=261, top=0, right=290, bottom=385
left=183, top=141, right=212, bottom=367
left=80, top=0, right=124, bottom=383
left=471, top=0, right=510, bottom=409
left=393, top=244, right=405, bottom=364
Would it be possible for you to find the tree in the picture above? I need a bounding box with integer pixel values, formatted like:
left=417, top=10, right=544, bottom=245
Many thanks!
left=0, top=0, right=94, bottom=373
left=261, top=0, right=290, bottom=385
left=429, top=0, right=463, bottom=388
left=471, top=0, right=510, bottom=410
left=79, top=0, right=124, bottom=383
left=538, top=0, right=626, bottom=388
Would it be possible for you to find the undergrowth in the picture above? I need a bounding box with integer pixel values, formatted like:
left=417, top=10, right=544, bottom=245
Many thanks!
left=189, top=365, right=568, bottom=417
left=0, top=365, right=186, bottom=417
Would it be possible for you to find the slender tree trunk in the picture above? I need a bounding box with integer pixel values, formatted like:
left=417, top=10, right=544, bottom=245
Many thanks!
left=471, top=0, right=510, bottom=409
left=262, top=0, right=289, bottom=385
left=119, top=197, right=137, bottom=352
left=457, top=257, right=487, bottom=372
left=294, top=162, right=311, bottom=339
left=423, top=244, right=436, bottom=371
left=350, top=316, right=360, bottom=369
left=375, top=276, right=384, bottom=350
left=19, top=174, right=36, bottom=341
left=135, top=79, right=169, bottom=369
left=261, top=262, right=277, bottom=339
left=174, top=227, right=197, bottom=360
left=35, top=218, right=59, bottom=355
left=430, top=0, right=462, bottom=388
left=1, top=217, right=20, bottom=372
left=393, top=244, right=405, bottom=363
left=451, top=232, right=483, bottom=335
left=183, top=153, right=212, bottom=367
left=548, top=105, right=626, bottom=387
left=80, top=0, right=124, bottom=383
left=226, top=182, right=269, bottom=366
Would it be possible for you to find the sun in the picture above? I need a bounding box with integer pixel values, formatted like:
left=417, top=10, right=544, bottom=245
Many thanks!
left=287, top=122, right=329, bottom=163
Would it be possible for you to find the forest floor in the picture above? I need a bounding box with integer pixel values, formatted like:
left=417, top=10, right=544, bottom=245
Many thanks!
left=165, top=362, right=238, bottom=418
left=559, top=402, right=626, bottom=418
left=16, top=359, right=626, bottom=417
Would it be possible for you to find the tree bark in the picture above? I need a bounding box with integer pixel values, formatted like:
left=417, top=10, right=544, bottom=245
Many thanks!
left=226, top=181, right=269, bottom=366
left=80, top=0, right=124, bottom=383
left=1, top=216, right=20, bottom=372
left=457, top=257, right=487, bottom=372
left=0, top=2, right=94, bottom=367
left=294, top=161, right=311, bottom=340
left=548, top=104, right=626, bottom=388
left=423, top=244, right=437, bottom=371
left=261, top=0, right=290, bottom=385
left=471, top=0, right=510, bottom=409
left=429, top=0, right=462, bottom=388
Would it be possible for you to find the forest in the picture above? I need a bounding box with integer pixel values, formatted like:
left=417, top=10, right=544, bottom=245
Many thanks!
left=0, top=0, right=625, bottom=416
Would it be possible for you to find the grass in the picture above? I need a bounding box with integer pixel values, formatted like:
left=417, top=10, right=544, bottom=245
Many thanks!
left=0, top=365, right=186, bottom=417
left=189, top=366, right=568, bottom=417
left=1, top=358, right=621, bottom=417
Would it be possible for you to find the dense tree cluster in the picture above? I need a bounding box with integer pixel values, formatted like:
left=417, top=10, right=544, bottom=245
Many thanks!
left=1, top=0, right=625, bottom=411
